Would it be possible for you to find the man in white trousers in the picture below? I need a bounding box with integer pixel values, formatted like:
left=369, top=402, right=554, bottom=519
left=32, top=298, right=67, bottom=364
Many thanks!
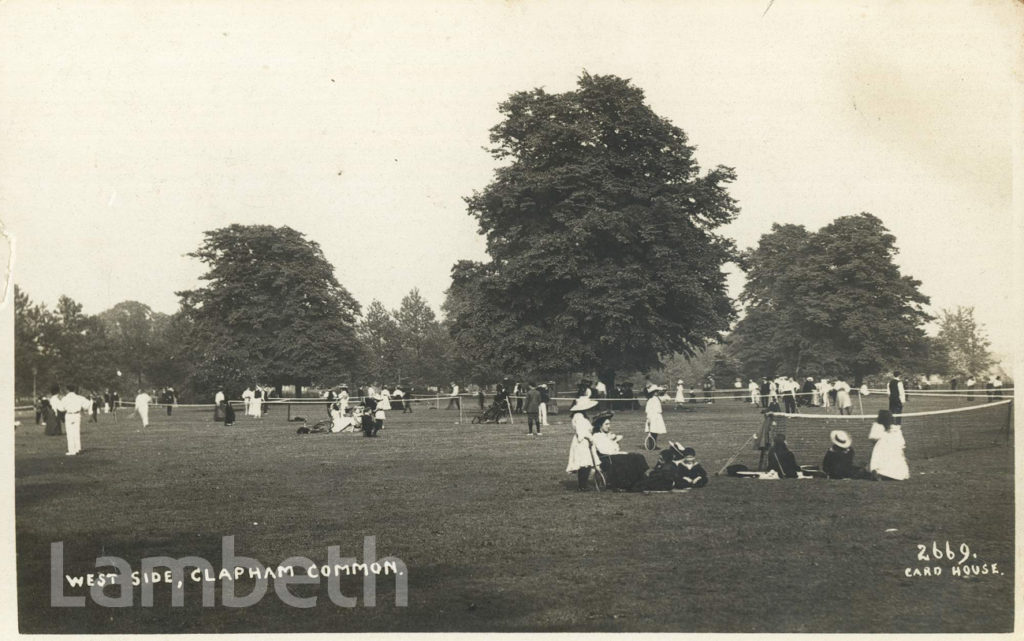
left=134, top=389, right=152, bottom=428
left=57, top=384, right=92, bottom=456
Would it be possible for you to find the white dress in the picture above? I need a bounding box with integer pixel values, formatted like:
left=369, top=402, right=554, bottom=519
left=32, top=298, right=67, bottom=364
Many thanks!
left=566, top=413, right=596, bottom=473
left=868, top=422, right=909, bottom=480
left=835, top=381, right=852, bottom=409
left=378, top=389, right=392, bottom=411
left=645, top=396, right=666, bottom=434
left=675, top=384, right=686, bottom=403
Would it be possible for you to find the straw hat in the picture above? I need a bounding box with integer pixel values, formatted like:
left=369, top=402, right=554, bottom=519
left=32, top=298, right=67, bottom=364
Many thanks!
left=830, top=430, right=852, bottom=448
left=569, top=397, right=598, bottom=412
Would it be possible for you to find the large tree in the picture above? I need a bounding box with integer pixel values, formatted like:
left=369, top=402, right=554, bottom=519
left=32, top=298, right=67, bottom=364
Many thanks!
left=177, top=224, right=362, bottom=396
left=357, top=300, right=402, bottom=385
left=394, top=289, right=452, bottom=386
left=97, top=301, right=161, bottom=388
left=14, top=286, right=56, bottom=398
left=446, top=73, right=739, bottom=386
left=935, top=306, right=993, bottom=377
left=728, top=213, right=932, bottom=384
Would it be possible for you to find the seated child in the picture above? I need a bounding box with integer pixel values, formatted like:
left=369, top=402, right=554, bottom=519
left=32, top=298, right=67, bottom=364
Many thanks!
left=673, top=447, right=708, bottom=488
left=360, top=398, right=378, bottom=437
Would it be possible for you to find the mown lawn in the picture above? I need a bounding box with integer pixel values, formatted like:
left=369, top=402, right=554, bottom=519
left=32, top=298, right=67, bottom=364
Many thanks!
left=14, top=398, right=1014, bottom=633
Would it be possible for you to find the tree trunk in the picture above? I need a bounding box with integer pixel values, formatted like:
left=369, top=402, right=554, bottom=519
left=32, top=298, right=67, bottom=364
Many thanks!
left=294, top=384, right=303, bottom=399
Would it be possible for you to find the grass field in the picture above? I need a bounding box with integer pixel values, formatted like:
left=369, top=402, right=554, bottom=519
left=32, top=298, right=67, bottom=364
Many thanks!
left=14, top=396, right=1014, bottom=633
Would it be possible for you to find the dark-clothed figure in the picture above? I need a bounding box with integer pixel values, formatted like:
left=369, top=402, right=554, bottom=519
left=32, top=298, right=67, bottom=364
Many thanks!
left=888, top=372, right=906, bottom=425
left=759, top=378, right=771, bottom=409
left=674, top=448, right=709, bottom=488
left=524, top=382, right=543, bottom=435
left=822, top=430, right=860, bottom=479
left=223, top=401, right=236, bottom=426
left=767, top=434, right=800, bottom=478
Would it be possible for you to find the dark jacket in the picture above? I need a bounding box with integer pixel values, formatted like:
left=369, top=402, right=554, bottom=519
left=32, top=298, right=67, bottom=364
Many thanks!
left=674, top=462, right=708, bottom=488
left=822, top=446, right=857, bottom=479
left=767, top=442, right=800, bottom=478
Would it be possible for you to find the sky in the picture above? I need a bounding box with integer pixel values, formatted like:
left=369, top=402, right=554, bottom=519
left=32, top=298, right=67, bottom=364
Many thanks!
left=1, top=0, right=1020, bottom=364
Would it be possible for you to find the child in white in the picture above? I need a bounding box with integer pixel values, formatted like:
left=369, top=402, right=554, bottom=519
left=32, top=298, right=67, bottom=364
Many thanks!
left=645, top=385, right=667, bottom=448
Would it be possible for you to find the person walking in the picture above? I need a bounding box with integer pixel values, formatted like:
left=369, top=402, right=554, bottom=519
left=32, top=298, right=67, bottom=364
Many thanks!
left=402, top=385, right=414, bottom=413
left=888, top=372, right=906, bottom=425
left=42, top=388, right=62, bottom=436
left=523, top=382, right=543, bottom=436
left=134, top=389, right=152, bottom=428
left=538, top=384, right=550, bottom=427
left=835, top=378, right=853, bottom=415
left=214, top=387, right=226, bottom=421
left=644, top=384, right=667, bottom=449
left=56, top=384, right=91, bottom=456
left=251, top=386, right=264, bottom=419
left=446, top=382, right=461, bottom=410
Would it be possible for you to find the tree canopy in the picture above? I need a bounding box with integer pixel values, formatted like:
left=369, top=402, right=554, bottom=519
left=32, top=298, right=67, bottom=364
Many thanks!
left=935, top=306, right=993, bottom=377
left=728, top=213, right=931, bottom=383
left=176, top=224, right=362, bottom=395
left=446, top=73, right=740, bottom=384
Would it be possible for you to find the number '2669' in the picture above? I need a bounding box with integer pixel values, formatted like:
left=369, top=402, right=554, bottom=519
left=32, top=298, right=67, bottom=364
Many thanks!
left=917, top=541, right=972, bottom=564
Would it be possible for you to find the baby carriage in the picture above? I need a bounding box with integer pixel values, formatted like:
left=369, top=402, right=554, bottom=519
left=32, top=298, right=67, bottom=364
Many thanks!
left=471, top=397, right=511, bottom=424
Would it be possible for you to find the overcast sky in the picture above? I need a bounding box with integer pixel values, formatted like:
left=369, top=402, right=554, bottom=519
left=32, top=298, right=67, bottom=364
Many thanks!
left=1, top=1, right=1019, bottom=362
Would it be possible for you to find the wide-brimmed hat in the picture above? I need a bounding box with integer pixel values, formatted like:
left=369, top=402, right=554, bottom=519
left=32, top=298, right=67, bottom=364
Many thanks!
left=830, top=430, right=852, bottom=448
left=569, top=397, right=598, bottom=412
left=646, top=383, right=665, bottom=393
left=677, top=379, right=684, bottom=384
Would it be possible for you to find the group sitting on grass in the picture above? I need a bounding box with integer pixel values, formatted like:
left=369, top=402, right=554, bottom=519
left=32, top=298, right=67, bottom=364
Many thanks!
left=757, top=409, right=909, bottom=481
left=566, top=395, right=908, bottom=490
left=566, top=396, right=708, bottom=492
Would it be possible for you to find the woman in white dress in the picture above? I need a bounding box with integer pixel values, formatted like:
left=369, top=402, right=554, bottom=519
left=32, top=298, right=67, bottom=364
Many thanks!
left=674, top=379, right=686, bottom=408
left=377, top=387, right=392, bottom=411
left=868, top=409, right=909, bottom=480
left=645, top=384, right=667, bottom=449
left=834, top=379, right=853, bottom=415
left=566, top=397, right=600, bottom=491
left=251, top=387, right=263, bottom=419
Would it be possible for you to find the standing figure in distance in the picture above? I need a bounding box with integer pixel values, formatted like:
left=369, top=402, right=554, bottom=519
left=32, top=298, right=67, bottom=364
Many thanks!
left=888, top=371, right=906, bottom=425
left=57, top=384, right=92, bottom=456
left=134, top=388, right=152, bottom=428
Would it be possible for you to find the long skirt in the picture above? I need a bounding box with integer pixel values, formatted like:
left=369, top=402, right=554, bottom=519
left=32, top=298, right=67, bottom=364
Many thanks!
left=601, top=453, right=650, bottom=490
left=43, top=408, right=62, bottom=436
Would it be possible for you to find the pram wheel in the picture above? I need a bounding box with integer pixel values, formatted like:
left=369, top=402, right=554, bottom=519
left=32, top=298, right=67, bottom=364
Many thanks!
left=642, top=433, right=657, bottom=451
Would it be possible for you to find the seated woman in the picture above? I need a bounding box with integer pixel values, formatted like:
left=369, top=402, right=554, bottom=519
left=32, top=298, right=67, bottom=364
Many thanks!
left=766, top=433, right=800, bottom=478
left=822, top=429, right=863, bottom=479
left=589, top=414, right=649, bottom=490
left=868, top=409, right=909, bottom=480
